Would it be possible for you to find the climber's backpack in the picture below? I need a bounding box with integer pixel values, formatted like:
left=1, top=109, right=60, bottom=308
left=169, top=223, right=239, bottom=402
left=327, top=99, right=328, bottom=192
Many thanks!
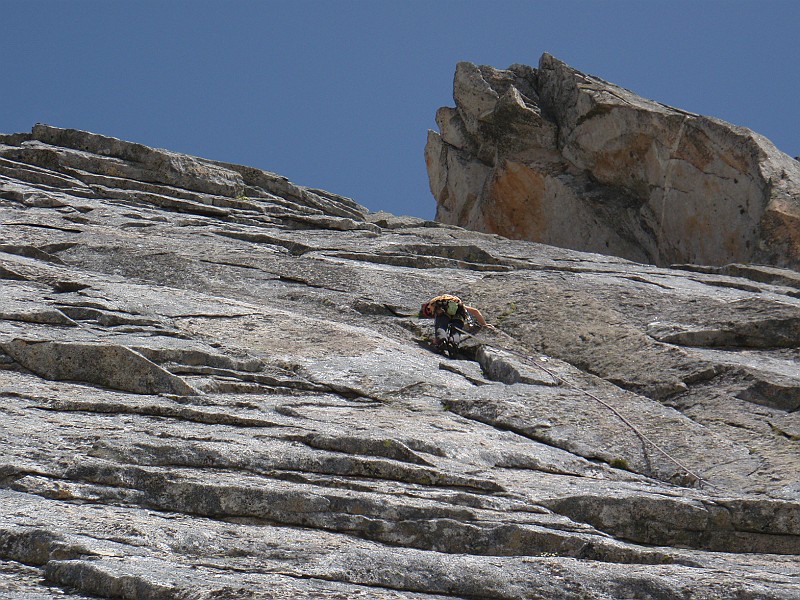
left=433, top=295, right=465, bottom=319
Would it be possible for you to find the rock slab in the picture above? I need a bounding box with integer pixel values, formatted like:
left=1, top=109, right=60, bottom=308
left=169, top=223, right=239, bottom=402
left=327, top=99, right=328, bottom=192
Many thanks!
left=0, top=124, right=799, bottom=598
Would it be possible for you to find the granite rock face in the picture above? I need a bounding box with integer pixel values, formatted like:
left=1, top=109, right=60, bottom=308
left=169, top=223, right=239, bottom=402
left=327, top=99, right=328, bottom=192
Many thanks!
left=1, top=124, right=799, bottom=599
left=426, top=54, right=800, bottom=270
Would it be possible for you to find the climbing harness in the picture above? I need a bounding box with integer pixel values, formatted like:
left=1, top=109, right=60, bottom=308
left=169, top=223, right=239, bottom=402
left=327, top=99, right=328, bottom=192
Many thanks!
left=436, top=308, right=481, bottom=357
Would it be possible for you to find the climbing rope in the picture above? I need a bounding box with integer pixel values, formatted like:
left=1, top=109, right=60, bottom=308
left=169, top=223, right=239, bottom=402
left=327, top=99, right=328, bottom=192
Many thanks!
left=450, top=323, right=721, bottom=492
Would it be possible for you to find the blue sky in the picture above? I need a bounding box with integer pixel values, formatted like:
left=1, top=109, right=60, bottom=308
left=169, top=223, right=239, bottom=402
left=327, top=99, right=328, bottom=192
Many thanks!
left=3, top=1, right=798, bottom=219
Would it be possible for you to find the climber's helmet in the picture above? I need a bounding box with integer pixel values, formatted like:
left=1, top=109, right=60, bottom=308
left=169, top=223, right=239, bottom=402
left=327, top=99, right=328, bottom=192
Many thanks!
left=420, top=302, right=434, bottom=318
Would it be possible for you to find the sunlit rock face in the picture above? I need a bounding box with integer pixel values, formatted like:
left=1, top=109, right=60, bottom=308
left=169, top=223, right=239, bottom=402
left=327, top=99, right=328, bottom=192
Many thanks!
left=426, top=54, right=800, bottom=269
left=1, top=124, right=799, bottom=598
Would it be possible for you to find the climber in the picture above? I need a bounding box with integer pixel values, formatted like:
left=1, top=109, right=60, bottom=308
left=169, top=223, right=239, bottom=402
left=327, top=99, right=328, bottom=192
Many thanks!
left=418, top=294, right=492, bottom=354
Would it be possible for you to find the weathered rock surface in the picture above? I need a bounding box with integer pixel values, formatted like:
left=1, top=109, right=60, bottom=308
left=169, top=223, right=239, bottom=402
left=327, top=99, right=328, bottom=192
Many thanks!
left=426, top=54, right=800, bottom=270
left=1, top=124, right=799, bottom=598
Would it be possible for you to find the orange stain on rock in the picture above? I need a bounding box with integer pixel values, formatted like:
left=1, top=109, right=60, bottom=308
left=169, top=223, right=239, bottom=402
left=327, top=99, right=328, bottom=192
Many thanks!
left=484, top=161, right=547, bottom=240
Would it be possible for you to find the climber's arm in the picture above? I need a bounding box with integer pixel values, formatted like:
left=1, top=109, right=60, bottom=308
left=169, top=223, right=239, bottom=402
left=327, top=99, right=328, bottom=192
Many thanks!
left=464, top=305, right=491, bottom=328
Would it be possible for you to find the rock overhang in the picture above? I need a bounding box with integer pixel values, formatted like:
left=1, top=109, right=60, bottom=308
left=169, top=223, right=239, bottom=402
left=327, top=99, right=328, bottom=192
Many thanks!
left=427, top=53, right=800, bottom=271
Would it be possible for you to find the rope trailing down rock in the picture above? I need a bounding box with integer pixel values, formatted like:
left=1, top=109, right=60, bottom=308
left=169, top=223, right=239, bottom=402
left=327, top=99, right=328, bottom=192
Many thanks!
left=452, top=324, right=721, bottom=492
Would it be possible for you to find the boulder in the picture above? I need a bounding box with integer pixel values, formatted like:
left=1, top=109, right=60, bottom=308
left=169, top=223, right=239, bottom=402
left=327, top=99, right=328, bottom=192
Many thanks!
left=426, top=54, right=800, bottom=269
